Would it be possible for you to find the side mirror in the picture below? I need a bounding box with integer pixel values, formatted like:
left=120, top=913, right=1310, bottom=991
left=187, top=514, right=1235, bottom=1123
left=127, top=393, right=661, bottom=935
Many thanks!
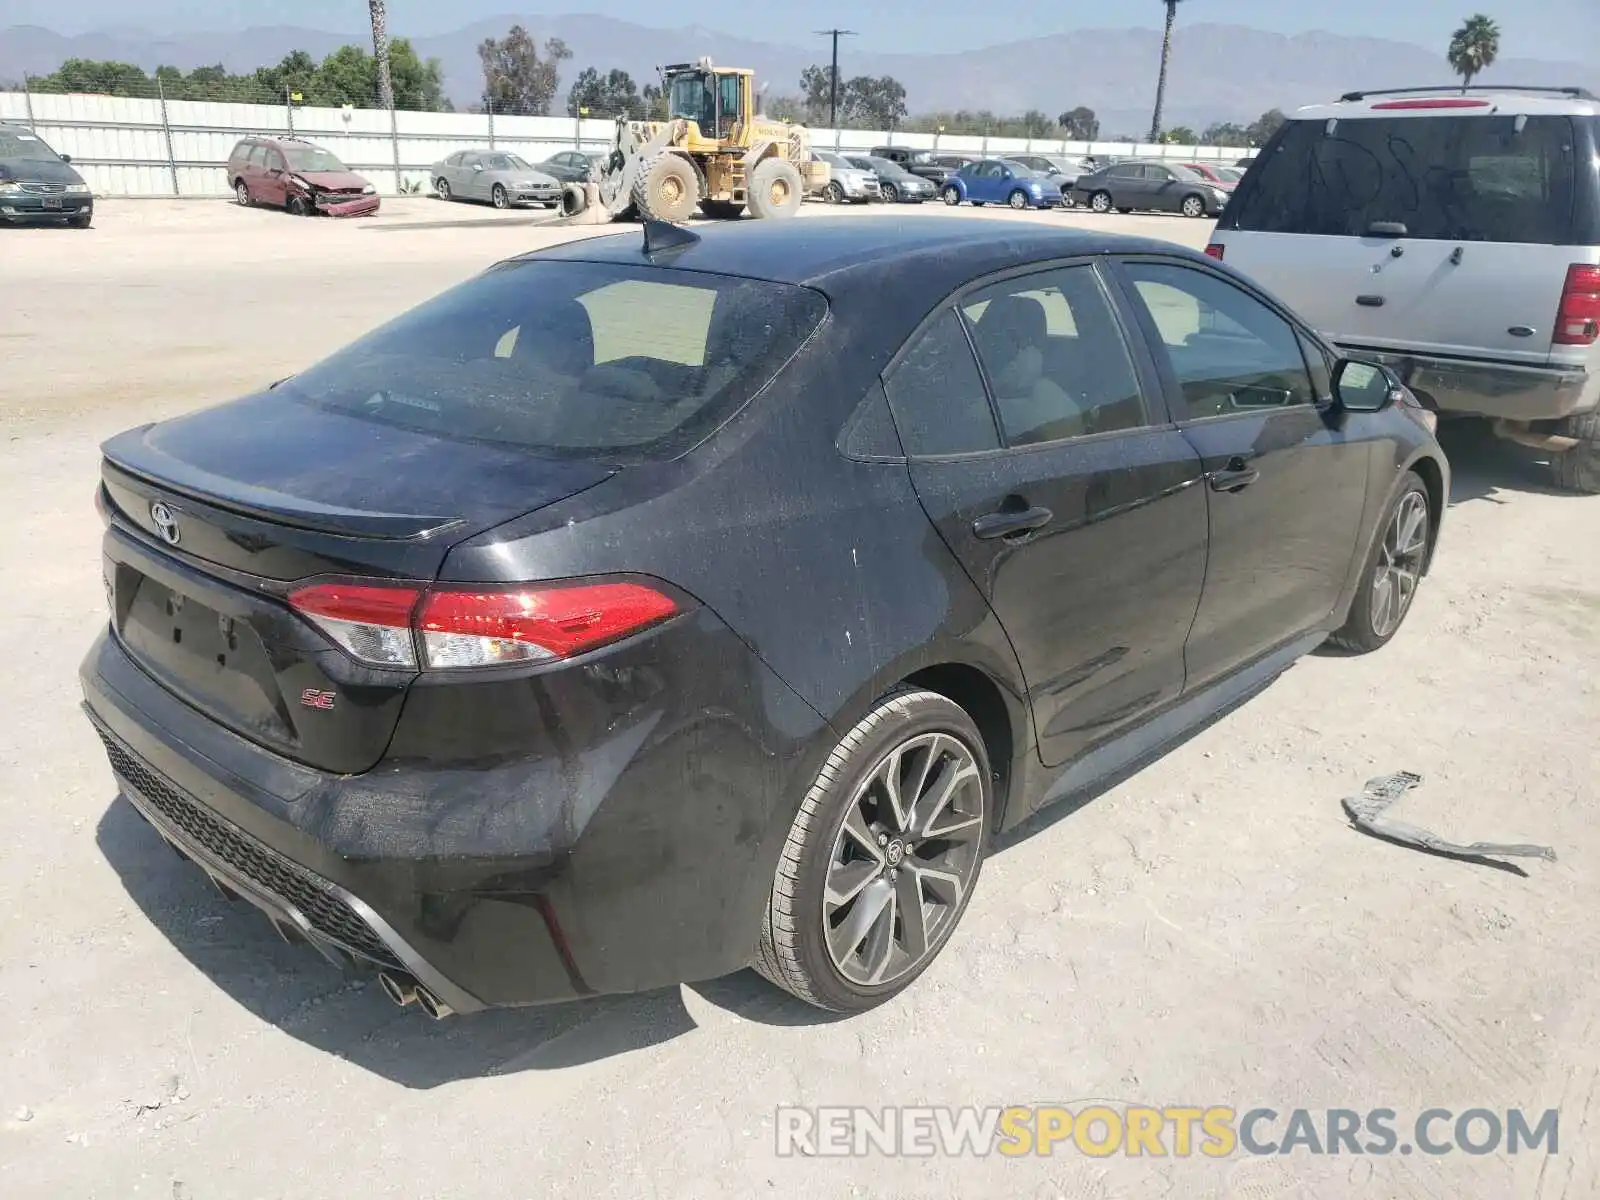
left=1333, top=359, right=1403, bottom=412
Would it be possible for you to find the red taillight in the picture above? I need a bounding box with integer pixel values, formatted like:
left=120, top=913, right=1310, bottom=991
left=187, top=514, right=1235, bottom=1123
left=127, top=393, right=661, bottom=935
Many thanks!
left=420, top=583, right=677, bottom=667
left=1371, top=98, right=1490, bottom=110
left=288, top=580, right=677, bottom=670
left=1554, top=264, right=1600, bottom=346
left=1204, top=243, right=1224, bottom=260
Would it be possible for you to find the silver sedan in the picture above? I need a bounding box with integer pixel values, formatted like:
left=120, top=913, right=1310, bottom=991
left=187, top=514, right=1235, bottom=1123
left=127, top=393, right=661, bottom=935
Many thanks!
left=430, top=150, right=562, bottom=209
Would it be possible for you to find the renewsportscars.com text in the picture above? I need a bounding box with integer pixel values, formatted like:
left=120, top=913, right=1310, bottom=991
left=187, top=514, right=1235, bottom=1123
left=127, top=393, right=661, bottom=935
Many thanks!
left=775, top=1105, right=1560, bottom=1159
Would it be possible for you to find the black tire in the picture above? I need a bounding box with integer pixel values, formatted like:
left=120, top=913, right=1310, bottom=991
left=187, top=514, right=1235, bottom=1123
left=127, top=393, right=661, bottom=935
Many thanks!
left=286, top=194, right=309, bottom=216
left=699, top=199, right=745, bottom=219
left=632, top=153, right=700, bottom=222
left=1554, top=411, right=1600, bottom=494
left=1007, top=189, right=1030, bottom=210
left=1328, top=474, right=1432, bottom=654
left=491, top=183, right=510, bottom=210
left=1180, top=193, right=1207, bottom=218
left=941, top=185, right=961, bottom=206
left=1089, top=191, right=1113, bottom=213
left=68, top=210, right=92, bottom=229
left=1117, top=207, right=1133, bottom=214
left=747, top=158, right=803, bottom=220
left=435, top=178, right=452, bottom=202
left=754, top=688, right=994, bottom=1012
left=881, top=182, right=899, bottom=203
left=234, top=179, right=251, bottom=207
left=823, top=181, right=845, bottom=204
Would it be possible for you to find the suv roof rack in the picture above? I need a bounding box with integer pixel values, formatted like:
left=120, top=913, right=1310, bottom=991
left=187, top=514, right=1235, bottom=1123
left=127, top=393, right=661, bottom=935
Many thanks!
left=1340, top=84, right=1597, bottom=102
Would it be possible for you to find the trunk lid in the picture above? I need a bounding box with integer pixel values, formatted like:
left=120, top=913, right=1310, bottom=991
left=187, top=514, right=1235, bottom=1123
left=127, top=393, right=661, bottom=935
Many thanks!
left=100, top=391, right=615, bottom=773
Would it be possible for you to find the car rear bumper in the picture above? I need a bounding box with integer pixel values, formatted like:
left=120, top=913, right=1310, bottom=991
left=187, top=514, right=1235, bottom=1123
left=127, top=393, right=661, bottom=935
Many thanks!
left=1340, top=347, right=1597, bottom=422
left=80, top=605, right=827, bottom=1010
left=316, top=193, right=380, bottom=217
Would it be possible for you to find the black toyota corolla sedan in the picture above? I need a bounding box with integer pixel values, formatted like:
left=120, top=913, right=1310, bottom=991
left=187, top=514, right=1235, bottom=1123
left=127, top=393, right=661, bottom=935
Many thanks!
left=82, top=217, right=1447, bottom=1017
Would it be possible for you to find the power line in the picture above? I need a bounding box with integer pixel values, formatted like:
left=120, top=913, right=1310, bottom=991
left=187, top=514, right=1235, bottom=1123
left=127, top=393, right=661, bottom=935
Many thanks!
left=814, top=28, right=858, bottom=128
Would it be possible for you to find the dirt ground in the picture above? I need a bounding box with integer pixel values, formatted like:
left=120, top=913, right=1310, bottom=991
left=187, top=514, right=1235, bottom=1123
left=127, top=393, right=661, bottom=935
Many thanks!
left=2, top=198, right=1596, bottom=1200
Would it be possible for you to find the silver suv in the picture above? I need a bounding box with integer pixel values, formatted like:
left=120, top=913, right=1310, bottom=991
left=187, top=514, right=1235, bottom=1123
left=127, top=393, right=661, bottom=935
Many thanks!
left=1208, top=86, right=1600, bottom=491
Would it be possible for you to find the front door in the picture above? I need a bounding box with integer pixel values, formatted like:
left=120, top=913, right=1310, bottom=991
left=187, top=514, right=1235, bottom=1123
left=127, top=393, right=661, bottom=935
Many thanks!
left=885, top=262, right=1210, bottom=769
left=1142, top=164, right=1183, bottom=213
left=1113, top=257, right=1372, bottom=690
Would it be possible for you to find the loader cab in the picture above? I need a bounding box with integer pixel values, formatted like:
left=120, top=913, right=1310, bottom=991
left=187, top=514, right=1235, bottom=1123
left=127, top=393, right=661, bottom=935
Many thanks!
left=663, top=60, right=747, bottom=139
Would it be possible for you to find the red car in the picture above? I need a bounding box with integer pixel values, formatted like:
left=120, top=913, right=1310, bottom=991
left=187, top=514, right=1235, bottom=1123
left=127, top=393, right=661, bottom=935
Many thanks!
left=227, top=135, right=380, bottom=217
left=1182, top=162, right=1243, bottom=191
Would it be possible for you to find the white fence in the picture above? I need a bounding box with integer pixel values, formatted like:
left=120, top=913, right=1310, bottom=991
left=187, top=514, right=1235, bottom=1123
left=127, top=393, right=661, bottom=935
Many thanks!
left=0, top=90, right=1246, bottom=198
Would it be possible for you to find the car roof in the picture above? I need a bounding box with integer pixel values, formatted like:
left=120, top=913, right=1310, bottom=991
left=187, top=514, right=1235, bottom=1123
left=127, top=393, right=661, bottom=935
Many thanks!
left=520, top=215, right=1195, bottom=295
left=1293, top=86, right=1600, bottom=121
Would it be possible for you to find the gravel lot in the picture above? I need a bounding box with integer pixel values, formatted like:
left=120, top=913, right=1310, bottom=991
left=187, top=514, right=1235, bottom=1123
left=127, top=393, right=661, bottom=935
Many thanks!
left=2, top=198, right=1597, bottom=1200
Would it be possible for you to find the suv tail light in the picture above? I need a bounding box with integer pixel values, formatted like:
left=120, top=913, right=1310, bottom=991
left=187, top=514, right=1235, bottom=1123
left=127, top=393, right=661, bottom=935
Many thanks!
left=1554, top=264, right=1600, bottom=346
left=288, top=581, right=678, bottom=670
left=1204, top=243, right=1225, bottom=260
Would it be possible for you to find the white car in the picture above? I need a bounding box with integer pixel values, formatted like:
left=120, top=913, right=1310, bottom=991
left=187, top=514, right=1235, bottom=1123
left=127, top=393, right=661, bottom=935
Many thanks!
left=811, top=151, right=882, bottom=204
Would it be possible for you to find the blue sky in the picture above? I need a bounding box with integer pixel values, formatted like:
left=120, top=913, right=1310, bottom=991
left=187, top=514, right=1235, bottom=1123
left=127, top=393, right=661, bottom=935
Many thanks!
left=12, top=0, right=1594, bottom=63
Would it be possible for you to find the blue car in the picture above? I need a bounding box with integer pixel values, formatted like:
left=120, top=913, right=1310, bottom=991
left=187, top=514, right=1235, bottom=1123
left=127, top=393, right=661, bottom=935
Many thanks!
left=939, top=158, right=1063, bottom=210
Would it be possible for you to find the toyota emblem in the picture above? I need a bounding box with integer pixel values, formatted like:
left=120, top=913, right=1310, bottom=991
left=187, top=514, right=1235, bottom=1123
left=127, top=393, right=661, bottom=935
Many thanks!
left=149, top=501, right=181, bottom=546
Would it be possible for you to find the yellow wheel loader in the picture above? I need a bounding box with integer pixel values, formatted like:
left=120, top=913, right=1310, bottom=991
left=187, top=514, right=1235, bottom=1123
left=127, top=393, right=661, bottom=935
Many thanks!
left=563, top=59, right=830, bottom=224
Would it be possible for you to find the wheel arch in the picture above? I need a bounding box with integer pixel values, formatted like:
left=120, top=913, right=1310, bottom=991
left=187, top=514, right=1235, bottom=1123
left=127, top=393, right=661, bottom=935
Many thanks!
left=1405, top=454, right=1447, bottom=573
left=902, top=662, right=1020, bottom=832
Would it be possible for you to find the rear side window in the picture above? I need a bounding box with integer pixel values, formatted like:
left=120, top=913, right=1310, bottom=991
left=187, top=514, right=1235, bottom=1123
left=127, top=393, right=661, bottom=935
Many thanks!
left=1224, top=114, right=1581, bottom=244
left=277, top=261, right=828, bottom=461
left=884, top=310, right=999, bottom=456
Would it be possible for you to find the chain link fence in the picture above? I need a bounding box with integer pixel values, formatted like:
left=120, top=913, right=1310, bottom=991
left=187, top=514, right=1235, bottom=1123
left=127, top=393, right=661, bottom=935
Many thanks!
left=1, top=76, right=1246, bottom=199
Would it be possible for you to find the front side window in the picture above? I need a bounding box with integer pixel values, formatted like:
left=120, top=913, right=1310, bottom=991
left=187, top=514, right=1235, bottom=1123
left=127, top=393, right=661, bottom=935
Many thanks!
left=667, top=73, right=713, bottom=128
left=277, top=261, right=827, bottom=461
left=960, top=266, right=1150, bottom=445
left=1223, top=114, right=1581, bottom=244
left=883, top=310, right=999, bottom=456
left=1123, top=262, right=1314, bottom=420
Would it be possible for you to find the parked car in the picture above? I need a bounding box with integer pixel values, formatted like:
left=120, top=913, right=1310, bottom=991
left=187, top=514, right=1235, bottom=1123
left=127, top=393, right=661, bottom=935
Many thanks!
left=845, top=155, right=936, bottom=202
left=940, top=158, right=1064, bottom=209
left=432, top=150, right=562, bottom=209
left=1208, top=85, right=1600, bottom=492
left=228, top=136, right=379, bottom=217
left=1074, top=159, right=1228, bottom=218
left=1182, top=162, right=1239, bottom=190
left=81, top=216, right=1446, bottom=1018
left=869, top=145, right=954, bottom=184
left=536, top=150, right=600, bottom=184
left=1010, top=153, right=1094, bottom=206
left=0, top=121, right=93, bottom=227
left=812, top=151, right=881, bottom=204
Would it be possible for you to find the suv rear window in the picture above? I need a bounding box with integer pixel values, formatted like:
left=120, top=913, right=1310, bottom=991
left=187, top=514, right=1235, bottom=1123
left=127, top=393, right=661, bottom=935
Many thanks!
left=1221, top=114, right=1585, bottom=244
left=278, top=260, right=828, bottom=461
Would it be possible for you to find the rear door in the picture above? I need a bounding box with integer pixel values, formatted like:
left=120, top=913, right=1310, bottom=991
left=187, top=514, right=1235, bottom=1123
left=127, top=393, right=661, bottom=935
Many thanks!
left=1214, top=111, right=1588, bottom=365
left=259, top=146, right=289, bottom=206
left=1113, top=256, right=1371, bottom=689
left=886, top=261, right=1209, bottom=770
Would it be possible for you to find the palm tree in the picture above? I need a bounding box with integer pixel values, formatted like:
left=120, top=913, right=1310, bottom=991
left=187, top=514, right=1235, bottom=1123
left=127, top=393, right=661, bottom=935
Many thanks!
left=1148, top=0, right=1185, bottom=143
left=368, top=0, right=394, bottom=109
left=1447, top=14, right=1501, bottom=91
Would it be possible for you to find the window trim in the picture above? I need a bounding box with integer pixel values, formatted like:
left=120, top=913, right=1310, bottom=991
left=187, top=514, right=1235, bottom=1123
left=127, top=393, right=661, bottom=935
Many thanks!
left=1105, top=254, right=1336, bottom=427
left=878, top=255, right=1177, bottom=462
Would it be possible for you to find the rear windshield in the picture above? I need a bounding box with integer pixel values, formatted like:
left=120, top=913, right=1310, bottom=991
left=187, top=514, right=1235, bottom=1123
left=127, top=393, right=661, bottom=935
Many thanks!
left=277, top=260, right=828, bottom=461
left=1221, top=114, right=1584, bottom=244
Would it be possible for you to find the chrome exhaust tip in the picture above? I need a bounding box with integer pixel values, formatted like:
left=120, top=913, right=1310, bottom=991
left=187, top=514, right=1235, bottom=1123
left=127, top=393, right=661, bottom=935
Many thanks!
left=414, top=985, right=455, bottom=1020
left=377, top=970, right=417, bottom=1008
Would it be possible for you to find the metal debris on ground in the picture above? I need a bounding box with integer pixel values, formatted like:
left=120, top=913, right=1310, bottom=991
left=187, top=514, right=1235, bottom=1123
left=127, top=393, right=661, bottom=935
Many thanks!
left=1342, top=771, right=1558, bottom=866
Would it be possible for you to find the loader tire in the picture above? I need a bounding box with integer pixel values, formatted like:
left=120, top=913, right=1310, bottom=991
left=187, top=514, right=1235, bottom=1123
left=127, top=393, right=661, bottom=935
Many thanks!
left=632, top=153, right=700, bottom=223
left=700, top=199, right=745, bottom=219
left=560, top=183, right=589, bottom=217
left=748, top=158, right=804, bottom=220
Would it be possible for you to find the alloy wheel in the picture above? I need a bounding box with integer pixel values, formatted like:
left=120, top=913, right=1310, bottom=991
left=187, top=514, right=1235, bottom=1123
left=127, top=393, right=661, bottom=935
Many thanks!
left=1009, top=191, right=1028, bottom=209
left=1182, top=196, right=1205, bottom=218
left=235, top=181, right=250, bottom=206
left=1091, top=192, right=1111, bottom=213
left=1370, top=490, right=1429, bottom=639
left=492, top=185, right=509, bottom=209
left=822, top=732, right=986, bottom=988
left=437, top=179, right=451, bottom=201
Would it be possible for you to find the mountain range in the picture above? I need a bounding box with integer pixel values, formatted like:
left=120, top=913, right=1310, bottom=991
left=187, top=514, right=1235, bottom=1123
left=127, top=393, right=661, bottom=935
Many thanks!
left=3, top=16, right=1597, bottom=132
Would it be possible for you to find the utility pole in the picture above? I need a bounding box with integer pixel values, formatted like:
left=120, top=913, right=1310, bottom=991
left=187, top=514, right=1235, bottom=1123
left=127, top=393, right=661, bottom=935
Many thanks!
left=814, top=28, right=857, bottom=128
